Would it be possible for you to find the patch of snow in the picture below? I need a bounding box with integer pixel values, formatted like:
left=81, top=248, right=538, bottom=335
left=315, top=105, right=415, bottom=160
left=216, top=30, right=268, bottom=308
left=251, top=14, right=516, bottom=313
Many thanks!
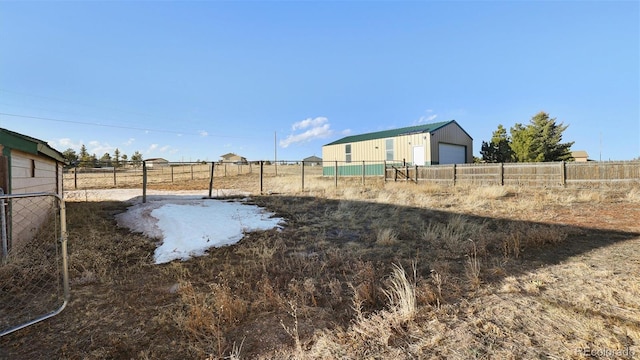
left=67, top=189, right=283, bottom=264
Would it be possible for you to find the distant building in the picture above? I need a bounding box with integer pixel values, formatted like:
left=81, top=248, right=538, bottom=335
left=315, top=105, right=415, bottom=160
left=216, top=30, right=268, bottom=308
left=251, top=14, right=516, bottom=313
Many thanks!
left=571, top=151, right=590, bottom=162
left=322, top=120, right=473, bottom=176
left=303, top=155, right=322, bottom=166
left=145, top=158, right=169, bottom=167
left=220, top=153, right=248, bottom=164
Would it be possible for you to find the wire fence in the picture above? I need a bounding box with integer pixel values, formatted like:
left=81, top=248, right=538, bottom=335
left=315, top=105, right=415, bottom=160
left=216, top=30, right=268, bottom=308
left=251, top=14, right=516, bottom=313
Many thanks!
left=0, top=192, right=69, bottom=337
left=62, top=159, right=640, bottom=196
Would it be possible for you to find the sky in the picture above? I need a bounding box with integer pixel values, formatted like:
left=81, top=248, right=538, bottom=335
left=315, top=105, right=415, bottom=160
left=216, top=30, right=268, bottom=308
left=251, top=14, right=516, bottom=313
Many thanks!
left=66, top=188, right=284, bottom=264
left=0, top=1, right=638, bottom=162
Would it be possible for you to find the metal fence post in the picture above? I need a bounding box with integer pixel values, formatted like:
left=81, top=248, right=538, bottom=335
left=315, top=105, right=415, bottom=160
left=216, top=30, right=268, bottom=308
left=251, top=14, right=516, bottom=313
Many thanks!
left=301, top=160, right=305, bottom=191
left=334, top=161, right=338, bottom=188
left=74, top=167, right=78, bottom=190
left=208, top=162, right=215, bottom=198
left=113, top=166, right=116, bottom=187
left=499, top=163, right=504, bottom=186
left=142, top=161, right=147, bottom=203
left=561, top=161, right=566, bottom=187
left=0, top=189, right=6, bottom=264
left=260, top=161, right=264, bottom=194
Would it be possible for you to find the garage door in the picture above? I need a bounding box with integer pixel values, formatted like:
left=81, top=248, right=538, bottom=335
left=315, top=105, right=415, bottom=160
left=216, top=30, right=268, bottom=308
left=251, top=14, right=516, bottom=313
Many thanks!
left=438, top=143, right=466, bottom=164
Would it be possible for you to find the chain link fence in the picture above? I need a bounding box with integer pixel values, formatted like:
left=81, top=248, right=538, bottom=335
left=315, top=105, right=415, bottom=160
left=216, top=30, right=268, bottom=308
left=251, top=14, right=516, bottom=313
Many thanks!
left=0, top=192, right=69, bottom=336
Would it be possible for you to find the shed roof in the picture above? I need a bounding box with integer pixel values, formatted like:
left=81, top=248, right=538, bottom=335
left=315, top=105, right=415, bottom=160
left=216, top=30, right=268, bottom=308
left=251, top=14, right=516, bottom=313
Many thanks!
left=324, top=120, right=466, bottom=146
left=0, top=128, right=65, bottom=163
left=571, top=150, right=589, bottom=158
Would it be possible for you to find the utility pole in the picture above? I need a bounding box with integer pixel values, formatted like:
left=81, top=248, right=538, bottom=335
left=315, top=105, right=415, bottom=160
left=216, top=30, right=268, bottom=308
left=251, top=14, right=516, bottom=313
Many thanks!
left=599, top=132, right=602, bottom=162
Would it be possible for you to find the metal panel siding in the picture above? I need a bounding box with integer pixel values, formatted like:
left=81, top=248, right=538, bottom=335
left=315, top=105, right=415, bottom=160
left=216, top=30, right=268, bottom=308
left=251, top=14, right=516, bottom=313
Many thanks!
left=323, top=121, right=471, bottom=168
left=323, top=163, right=385, bottom=176
left=430, top=122, right=473, bottom=164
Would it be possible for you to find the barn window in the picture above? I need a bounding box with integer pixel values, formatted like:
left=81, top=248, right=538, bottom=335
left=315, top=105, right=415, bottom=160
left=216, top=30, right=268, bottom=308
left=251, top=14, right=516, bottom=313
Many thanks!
left=345, top=144, right=352, bottom=163
left=31, top=159, right=35, bottom=177
left=386, top=139, right=394, bottom=161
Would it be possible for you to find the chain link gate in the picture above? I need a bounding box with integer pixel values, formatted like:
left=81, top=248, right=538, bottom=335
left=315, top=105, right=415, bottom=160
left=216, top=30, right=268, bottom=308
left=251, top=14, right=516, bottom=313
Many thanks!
left=0, top=192, right=69, bottom=336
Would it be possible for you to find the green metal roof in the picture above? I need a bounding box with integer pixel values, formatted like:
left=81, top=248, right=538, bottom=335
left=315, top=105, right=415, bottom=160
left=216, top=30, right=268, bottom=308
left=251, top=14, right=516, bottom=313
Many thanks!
left=0, top=128, right=66, bottom=163
left=324, top=120, right=456, bottom=146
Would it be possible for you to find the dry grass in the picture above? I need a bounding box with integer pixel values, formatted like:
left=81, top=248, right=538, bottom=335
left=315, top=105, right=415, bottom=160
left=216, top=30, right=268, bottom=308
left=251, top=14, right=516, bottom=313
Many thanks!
left=2, top=176, right=639, bottom=359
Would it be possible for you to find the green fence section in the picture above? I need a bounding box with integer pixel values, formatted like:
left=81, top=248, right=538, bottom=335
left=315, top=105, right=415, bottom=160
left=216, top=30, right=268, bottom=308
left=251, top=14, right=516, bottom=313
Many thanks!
left=323, top=163, right=385, bottom=176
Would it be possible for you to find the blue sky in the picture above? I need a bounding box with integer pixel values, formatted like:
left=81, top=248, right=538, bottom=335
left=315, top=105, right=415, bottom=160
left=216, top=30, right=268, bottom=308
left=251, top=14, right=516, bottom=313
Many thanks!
left=0, top=1, right=638, bottom=162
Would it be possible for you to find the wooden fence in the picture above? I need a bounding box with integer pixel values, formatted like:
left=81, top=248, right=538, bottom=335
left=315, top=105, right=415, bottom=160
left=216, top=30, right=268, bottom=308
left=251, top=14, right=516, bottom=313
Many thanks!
left=385, top=161, right=640, bottom=188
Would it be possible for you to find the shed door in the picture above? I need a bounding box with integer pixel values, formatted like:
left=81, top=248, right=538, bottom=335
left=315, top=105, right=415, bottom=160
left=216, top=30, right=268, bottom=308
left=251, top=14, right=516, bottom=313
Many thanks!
left=413, top=146, right=424, bottom=166
left=438, top=143, right=466, bottom=164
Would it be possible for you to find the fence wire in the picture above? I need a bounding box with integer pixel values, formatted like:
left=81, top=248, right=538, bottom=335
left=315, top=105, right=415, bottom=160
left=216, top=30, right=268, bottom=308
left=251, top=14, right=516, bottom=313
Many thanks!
left=0, top=192, right=69, bottom=337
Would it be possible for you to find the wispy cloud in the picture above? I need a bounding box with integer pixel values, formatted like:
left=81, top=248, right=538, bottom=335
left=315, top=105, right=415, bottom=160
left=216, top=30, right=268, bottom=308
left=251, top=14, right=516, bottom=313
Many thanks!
left=124, top=138, right=135, bottom=146
left=88, top=140, right=115, bottom=156
left=198, top=130, right=208, bottom=137
left=49, top=138, right=82, bottom=150
left=415, top=109, right=438, bottom=124
left=280, top=116, right=334, bottom=148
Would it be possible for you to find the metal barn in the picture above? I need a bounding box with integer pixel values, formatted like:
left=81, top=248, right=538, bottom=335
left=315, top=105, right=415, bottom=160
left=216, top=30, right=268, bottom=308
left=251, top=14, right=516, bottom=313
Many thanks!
left=322, top=120, right=473, bottom=176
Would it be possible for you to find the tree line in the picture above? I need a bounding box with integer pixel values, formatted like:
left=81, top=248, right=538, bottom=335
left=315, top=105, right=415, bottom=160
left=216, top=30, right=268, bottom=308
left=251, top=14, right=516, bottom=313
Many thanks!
left=480, top=111, right=574, bottom=163
left=62, top=145, right=143, bottom=168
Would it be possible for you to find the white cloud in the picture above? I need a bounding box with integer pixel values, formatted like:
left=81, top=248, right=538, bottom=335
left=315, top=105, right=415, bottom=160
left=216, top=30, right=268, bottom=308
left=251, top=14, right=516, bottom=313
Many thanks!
left=198, top=130, right=208, bottom=137
left=416, top=109, right=438, bottom=124
left=280, top=117, right=334, bottom=148
left=341, top=129, right=352, bottom=135
left=147, top=144, right=159, bottom=153
left=292, top=117, right=328, bottom=131
left=124, top=138, right=135, bottom=146
left=87, top=141, right=115, bottom=156
left=49, top=138, right=82, bottom=150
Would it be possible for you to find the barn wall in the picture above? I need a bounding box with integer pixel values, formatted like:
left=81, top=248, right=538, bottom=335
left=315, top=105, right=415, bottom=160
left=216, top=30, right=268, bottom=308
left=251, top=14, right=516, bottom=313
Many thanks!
left=429, top=122, right=473, bottom=164
left=10, top=149, right=60, bottom=194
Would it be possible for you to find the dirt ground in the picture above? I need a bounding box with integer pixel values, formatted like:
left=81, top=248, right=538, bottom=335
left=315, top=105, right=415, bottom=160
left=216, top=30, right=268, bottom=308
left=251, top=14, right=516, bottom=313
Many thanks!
left=1, top=182, right=639, bottom=359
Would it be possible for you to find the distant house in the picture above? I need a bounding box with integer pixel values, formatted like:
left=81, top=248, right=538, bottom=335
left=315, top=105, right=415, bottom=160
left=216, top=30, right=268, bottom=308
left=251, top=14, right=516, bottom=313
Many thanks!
left=145, top=158, right=169, bottom=167
left=0, top=128, right=66, bottom=248
left=571, top=151, right=590, bottom=162
left=322, top=120, right=473, bottom=176
left=303, top=155, right=322, bottom=166
left=220, top=153, right=248, bottom=164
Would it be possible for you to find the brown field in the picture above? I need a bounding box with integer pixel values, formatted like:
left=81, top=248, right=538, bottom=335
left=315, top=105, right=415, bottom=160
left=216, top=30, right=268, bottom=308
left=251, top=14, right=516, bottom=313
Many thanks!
left=2, top=174, right=640, bottom=359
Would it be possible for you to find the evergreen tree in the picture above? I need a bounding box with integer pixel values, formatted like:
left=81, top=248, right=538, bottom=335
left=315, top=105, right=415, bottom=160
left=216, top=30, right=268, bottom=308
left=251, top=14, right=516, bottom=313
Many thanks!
left=78, top=145, right=94, bottom=168
left=480, top=124, right=514, bottom=163
left=113, top=148, right=121, bottom=168
left=62, top=148, right=78, bottom=167
left=99, top=153, right=112, bottom=167
left=510, top=123, right=535, bottom=162
left=529, top=112, right=574, bottom=162
left=131, top=151, right=143, bottom=167
left=510, top=112, right=574, bottom=162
